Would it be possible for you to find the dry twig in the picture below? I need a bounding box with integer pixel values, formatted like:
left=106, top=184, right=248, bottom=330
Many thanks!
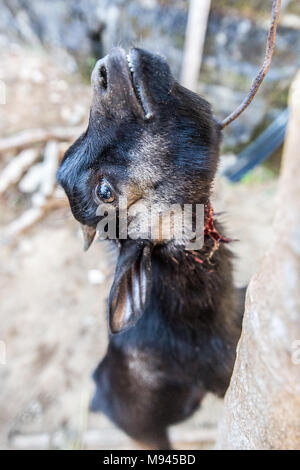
left=1, top=138, right=69, bottom=242
left=0, top=148, right=40, bottom=194
left=2, top=197, right=67, bottom=242
left=0, top=126, right=84, bottom=154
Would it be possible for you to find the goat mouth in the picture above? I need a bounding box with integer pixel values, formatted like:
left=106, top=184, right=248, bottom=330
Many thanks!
left=126, top=52, right=154, bottom=121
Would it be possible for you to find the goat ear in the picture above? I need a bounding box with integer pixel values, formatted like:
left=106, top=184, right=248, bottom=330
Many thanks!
left=108, top=242, right=152, bottom=334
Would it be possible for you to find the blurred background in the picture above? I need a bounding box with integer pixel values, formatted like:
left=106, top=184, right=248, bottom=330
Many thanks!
left=0, top=0, right=299, bottom=450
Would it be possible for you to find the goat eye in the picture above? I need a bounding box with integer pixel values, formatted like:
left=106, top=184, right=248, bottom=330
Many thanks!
left=95, top=180, right=115, bottom=203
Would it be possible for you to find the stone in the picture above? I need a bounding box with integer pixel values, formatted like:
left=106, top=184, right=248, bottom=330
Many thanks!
left=216, top=73, right=300, bottom=450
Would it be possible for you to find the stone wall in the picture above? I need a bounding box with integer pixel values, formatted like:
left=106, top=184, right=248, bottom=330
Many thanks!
left=1, top=0, right=299, bottom=149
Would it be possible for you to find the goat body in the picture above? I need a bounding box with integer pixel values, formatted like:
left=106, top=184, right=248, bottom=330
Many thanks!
left=57, top=47, right=244, bottom=449
left=92, top=241, right=242, bottom=449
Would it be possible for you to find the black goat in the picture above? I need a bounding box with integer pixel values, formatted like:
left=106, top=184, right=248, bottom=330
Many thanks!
left=57, top=25, right=279, bottom=446
left=57, top=47, right=243, bottom=449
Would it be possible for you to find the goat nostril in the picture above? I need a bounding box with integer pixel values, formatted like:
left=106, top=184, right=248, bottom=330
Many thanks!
left=99, top=65, right=107, bottom=89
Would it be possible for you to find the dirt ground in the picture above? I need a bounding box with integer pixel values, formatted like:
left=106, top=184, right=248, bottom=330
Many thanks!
left=0, top=46, right=278, bottom=450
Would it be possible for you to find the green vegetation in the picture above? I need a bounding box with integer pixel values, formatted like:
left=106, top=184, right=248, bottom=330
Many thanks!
left=212, top=0, right=300, bottom=18
left=241, top=165, right=277, bottom=185
left=79, top=56, right=98, bottom=83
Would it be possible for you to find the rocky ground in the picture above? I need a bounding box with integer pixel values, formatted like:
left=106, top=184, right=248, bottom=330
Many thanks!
left=0, top=46, right=278, bottom=450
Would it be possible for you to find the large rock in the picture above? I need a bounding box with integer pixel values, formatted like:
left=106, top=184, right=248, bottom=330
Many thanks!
left=216, top=73, right=300, bottom=450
